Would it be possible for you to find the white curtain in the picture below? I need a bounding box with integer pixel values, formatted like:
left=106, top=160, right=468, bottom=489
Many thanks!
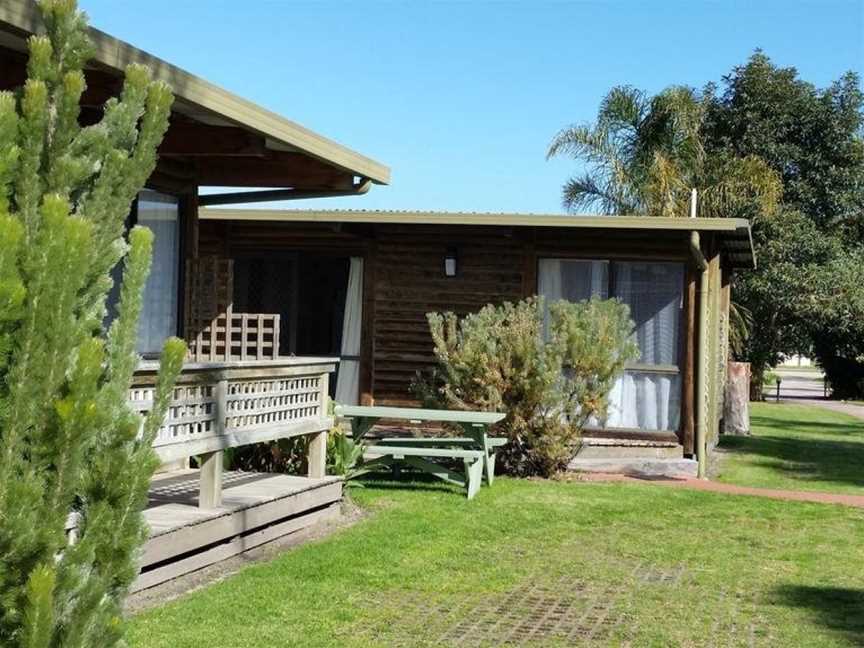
left=136, top=190, right=179, bottom=355
left=603, top=372, right=681, bottom=431
left=538, top=259, right=607, bottom=335
left=537, top=258, right=683, bottom=432
left=335, top=257, right=363, bottom=405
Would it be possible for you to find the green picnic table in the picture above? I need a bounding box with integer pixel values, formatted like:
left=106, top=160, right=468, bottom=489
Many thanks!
left=333, top=405, right=506, bottom=499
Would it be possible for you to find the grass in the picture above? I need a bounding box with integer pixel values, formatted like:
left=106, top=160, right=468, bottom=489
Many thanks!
left=717, top=402, right=864, bottom=495
left=129, top=476, right=864, bottom=646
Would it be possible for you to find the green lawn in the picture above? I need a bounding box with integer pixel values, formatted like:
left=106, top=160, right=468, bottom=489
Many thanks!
left=129, top=476, right=864, bottom=647
left=717, top=402, right=864, bottom=495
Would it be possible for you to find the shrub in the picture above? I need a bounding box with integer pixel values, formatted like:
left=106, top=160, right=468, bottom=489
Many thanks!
left=416, top=297, right=637, bottom=477
left=226, top=436, right=310, bottom=474
left=0, top=2, right=181, bottom=645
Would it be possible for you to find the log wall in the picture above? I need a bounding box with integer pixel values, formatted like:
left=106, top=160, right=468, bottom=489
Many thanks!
left=198, top=219, right=702, bottom=436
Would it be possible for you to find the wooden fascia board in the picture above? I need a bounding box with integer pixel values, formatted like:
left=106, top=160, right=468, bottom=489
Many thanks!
left=0, top=0, right=390, bottom=184
left=200, top=209, right=749, bottom=232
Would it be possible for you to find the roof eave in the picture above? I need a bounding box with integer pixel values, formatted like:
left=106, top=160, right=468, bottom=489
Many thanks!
left=0, top=0, right=391, bottom=185
left=199, top=208, right=755, bottom=268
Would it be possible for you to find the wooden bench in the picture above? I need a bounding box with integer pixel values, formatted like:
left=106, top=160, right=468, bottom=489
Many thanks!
left=333, top=405, right=506, bottom=499
left=375, top=436, right=509, bottom=486
left=363, top=445, right=486, bottom=499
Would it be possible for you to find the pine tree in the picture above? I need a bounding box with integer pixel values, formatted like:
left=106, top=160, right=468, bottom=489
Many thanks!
left=0, top=2, right=186, bottom=645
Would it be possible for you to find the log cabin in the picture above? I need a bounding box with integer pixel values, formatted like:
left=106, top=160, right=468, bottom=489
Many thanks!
left=1, top=0, right=752, bottom=588
left=197, top=209, right=752, bottom=477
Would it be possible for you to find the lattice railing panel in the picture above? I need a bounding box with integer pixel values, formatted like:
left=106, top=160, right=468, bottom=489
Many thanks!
left=225, top=376, right=323, bottom=430
left=129, top=360, right=334, bottom=461
left=130, top=383, right=218, bottom=448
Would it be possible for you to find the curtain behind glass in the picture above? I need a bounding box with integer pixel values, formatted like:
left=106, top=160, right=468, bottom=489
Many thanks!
left=614, top=262, right=682, bottom=365
left=136, top=190, right=179, bottom=355
left=537, top=258, right=683, bottom=432
left=607, top=262, right=683, bottom=430
left=538, top=259, right=608, bottom=302
left=335, top=257, right=363, bottom=405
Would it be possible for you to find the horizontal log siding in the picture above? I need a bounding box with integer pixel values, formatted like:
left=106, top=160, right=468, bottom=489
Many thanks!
left=372, top=226, right=524, bottom=403
left=198, top=220, right=692, bottom=407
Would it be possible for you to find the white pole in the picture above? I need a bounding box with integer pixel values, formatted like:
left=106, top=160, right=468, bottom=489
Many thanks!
left=690, top=188, right=698, bottom=219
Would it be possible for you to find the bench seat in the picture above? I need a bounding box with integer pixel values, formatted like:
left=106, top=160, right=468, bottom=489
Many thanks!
left=363, top=445, right=485, bottom=499
left=376, top=437, right=508, bottom=448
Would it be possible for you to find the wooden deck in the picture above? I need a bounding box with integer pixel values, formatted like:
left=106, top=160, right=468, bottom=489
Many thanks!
left=131, top=469, right=343, bottom=592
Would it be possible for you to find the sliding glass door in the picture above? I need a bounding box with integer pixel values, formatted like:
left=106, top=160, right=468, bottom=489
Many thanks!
left=538, top=258, right=684, bottom=432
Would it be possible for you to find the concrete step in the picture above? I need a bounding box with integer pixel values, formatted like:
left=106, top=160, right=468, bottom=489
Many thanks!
left=567, top=457, right=698, bottom=478
left=576, top=437, right=684, bottom=460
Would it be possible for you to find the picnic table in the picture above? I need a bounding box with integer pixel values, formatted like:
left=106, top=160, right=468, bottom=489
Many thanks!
left=333, top=405, right=506, bottom=499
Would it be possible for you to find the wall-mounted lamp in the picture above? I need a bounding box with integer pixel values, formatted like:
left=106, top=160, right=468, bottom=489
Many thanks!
left=444, top=247, right=458, bottom=277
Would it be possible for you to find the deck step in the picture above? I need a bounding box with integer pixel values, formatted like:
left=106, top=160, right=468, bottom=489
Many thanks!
left=123, top=470, right=343, bottom=593
left=567, top=457, right=697, bottom=478
left=575, top=437, right=684, bottom=460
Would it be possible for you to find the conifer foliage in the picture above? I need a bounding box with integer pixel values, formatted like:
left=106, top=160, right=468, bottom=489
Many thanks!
left=0, top=2, right=186, bottom=645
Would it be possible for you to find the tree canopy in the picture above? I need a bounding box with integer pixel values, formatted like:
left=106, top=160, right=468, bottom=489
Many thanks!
left=549, top=51, right=864, bottom=397
left=705, top=53, right=864, bottom=394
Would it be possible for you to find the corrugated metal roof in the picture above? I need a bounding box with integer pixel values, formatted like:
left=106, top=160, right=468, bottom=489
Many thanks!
left=200, top=208, right=755, bottom=268
left=0, top=1, right=390, bottom=185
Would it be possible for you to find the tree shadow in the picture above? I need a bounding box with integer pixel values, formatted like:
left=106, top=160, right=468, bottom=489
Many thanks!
left=719, top=434, right=864, bottom=490
left=772, top=584, right=864, bottom=645
left=750, top=412, right=863, bottom=436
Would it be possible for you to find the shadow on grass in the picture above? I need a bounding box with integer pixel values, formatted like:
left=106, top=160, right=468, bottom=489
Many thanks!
left=354, top=471, right=464, bottom=496
left=751, top=411, right=864, bottom=436
left=773, top=584, right=864, bottom=645
left=720, top=433, right=864, bottom=490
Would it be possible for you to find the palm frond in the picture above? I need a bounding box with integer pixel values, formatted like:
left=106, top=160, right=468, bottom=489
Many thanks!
left=561, top=173, right=635, bottom=214
left=598, top=86, right=646, bottom=132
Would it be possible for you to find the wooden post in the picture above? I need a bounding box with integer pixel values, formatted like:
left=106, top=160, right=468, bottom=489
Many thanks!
left=198, top=450, right=223, bottom=509
left=681, top=269, right=696, bottom=455
left=307, top=372, right=329, bottom=478
left=199, top=378, right=227, bottom=508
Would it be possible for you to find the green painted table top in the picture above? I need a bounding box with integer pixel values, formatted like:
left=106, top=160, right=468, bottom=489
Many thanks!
left=333, top=405, right=505, bottom=425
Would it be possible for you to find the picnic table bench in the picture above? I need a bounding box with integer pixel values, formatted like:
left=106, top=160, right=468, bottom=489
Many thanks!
left=333, top=405, right=506, bottom=499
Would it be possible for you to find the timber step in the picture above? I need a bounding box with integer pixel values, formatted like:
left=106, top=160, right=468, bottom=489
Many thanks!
left=567, top=457, right=698, bottom=478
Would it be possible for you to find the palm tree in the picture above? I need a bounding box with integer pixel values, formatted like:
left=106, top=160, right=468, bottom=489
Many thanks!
left=547, top=85, right=782, bottom=219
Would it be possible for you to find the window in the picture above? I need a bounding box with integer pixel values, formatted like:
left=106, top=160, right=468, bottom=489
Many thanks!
left=136, top=190, right=180, bottom=356
left=538, top=258, right=684, bottom=432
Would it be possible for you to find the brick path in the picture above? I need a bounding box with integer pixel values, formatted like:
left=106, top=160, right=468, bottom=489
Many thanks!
left=579, top=473, right=864, bottom=508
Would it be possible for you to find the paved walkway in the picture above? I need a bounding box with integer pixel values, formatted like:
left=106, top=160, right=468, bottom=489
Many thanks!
left=580, top=473, right=864, bottom=508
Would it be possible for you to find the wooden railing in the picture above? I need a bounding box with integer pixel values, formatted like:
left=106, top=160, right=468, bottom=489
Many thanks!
left=129, top=357, right=338, bottom=508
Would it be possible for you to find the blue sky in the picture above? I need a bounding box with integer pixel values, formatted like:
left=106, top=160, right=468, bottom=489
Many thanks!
left=82, top=1, right=863, bottom=214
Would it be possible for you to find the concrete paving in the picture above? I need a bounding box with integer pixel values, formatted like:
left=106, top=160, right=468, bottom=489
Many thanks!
left=764, top=368, right=864, bottom=421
